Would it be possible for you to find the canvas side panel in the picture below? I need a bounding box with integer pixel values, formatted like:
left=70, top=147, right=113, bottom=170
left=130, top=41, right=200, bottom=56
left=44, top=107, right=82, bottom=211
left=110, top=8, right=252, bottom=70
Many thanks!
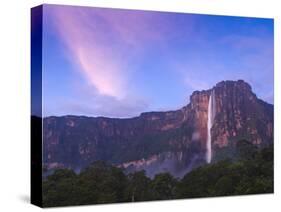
left=31, top=5, right=43, bottom=208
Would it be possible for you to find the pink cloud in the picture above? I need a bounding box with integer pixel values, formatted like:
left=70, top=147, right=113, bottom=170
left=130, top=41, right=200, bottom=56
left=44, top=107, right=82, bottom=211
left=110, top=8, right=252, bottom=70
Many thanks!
left=48, top=6, right=128, bottom=98
left=47, top=6, right=187, bottom=99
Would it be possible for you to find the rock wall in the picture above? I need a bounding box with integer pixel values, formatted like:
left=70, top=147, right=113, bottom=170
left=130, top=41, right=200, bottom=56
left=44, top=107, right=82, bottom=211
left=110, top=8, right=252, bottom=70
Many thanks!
left=42, top=80, right=273, bottom=177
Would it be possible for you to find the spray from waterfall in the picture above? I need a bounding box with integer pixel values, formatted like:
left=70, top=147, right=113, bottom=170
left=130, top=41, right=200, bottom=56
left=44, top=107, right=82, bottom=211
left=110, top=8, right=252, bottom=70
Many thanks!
left=206, top=89, right=216, bottom=163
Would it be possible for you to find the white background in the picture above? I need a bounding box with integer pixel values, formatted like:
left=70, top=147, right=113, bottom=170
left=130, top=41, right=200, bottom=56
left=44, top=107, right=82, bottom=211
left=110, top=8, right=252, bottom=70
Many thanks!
left=0, top=0, right=280, bottom=211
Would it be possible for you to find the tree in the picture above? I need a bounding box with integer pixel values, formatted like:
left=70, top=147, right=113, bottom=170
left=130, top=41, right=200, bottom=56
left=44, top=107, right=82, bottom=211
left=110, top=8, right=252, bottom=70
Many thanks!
left=77, top=161, right=128, bottom=204
left=125, top=170, right=153, bottom=202
left=42, top=169, right=78, bottom=207
left=235, top=139, right=257, bottom=160
left=151, top=173, right=177, bottom=200
left=42, top=146, right=273, bottom=207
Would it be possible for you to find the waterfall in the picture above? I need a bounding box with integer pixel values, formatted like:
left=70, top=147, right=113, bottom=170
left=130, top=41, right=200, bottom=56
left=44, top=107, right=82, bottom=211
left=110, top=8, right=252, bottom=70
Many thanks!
left=206, top=89, right=216, bottom=163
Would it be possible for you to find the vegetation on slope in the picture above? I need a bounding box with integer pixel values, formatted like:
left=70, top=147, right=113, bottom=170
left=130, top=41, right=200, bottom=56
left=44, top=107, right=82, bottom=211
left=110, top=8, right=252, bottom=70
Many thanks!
left=42, top=140, right=273, bottom=207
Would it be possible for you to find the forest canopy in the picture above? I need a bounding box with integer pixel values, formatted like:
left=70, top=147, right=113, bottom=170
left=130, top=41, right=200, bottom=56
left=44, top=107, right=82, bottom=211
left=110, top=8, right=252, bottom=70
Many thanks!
left=42, top=143, right=273, bottom=207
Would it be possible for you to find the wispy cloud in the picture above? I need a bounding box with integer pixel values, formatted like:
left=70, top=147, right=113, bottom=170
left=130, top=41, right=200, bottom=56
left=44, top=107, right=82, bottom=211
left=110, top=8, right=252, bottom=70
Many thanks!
left=45, top=5, right=198, bottom=116
left=48, top=6, right=184, bottom=99
left=49, top=6, right=127, bottom=98
left=44, top=5, right=273, bottom=117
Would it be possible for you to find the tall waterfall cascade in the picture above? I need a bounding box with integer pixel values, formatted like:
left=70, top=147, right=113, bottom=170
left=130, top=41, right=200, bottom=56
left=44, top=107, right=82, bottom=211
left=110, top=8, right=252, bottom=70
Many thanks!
left=206, top=89, right=216, bottom=163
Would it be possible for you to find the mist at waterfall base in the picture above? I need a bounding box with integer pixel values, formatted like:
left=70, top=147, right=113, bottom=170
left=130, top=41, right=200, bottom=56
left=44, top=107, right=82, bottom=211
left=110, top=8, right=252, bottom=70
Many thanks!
left=206, top=90, right=216, bottom=163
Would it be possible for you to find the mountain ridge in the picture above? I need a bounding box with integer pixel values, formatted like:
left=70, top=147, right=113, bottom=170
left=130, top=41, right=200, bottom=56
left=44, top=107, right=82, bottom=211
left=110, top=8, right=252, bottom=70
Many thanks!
left=42, top=80, right=273, bottom=178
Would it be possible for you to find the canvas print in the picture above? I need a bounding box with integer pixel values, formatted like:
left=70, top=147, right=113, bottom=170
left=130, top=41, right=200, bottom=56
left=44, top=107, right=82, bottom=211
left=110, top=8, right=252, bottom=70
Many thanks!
left=31, top=4, right=274, bottom=208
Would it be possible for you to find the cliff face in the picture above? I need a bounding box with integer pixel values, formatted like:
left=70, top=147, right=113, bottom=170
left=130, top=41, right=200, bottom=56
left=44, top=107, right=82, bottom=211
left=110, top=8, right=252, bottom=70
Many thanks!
left=43, top=80, right=273, bottom=177
left=212, top=81, right=273, bottom=149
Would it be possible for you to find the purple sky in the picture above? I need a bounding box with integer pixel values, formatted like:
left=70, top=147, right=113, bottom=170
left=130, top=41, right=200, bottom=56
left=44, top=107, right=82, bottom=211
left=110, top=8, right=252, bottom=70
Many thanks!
left=41, top=4, right=274, bottom=118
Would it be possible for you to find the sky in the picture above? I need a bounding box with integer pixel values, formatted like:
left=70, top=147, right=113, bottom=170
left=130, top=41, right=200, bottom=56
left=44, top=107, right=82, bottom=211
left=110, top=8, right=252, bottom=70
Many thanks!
left=41, top=4, right=274, bottom=118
